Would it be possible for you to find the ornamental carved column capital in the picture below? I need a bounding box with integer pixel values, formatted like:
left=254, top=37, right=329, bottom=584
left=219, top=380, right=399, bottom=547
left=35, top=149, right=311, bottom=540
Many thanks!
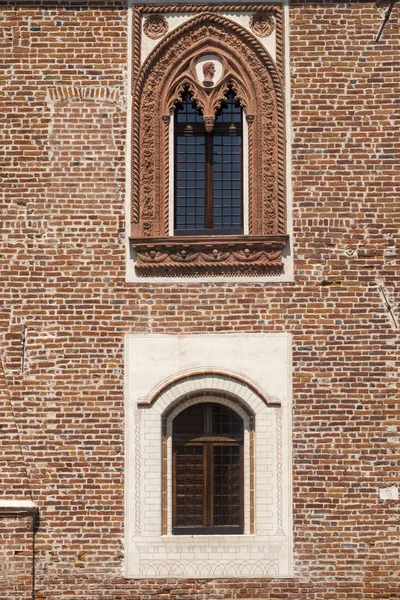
left=203, top=115, right=215, bottom=132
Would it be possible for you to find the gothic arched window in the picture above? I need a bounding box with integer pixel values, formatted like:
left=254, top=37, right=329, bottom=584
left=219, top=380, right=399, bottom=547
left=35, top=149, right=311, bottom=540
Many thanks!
left=175, top=88, right=243, bottom=234
left=172, top=402, right=244, bottom=535
left=131, top=10, right=289, bottom=277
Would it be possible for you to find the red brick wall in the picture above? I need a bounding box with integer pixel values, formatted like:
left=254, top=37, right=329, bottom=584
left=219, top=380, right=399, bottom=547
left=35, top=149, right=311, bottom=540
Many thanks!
left=1, top=1, right=399, bottom=599
left=0, top=516, right=33, bottom=600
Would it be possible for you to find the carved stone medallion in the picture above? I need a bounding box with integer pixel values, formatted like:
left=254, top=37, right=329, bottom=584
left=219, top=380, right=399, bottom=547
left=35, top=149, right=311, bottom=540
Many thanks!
left=250, top=12, right=275, bottom=38
left=195, top=54, right=223, bottom=88
left=143, top=15, right=169, bottom=40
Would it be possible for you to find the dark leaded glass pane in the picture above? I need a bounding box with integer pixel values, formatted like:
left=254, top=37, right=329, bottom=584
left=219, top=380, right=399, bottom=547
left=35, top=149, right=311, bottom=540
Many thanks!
left=174, top=87, right=243, bottom=233
left=173, top=404, right=205, bottom=436
left=213, top=91, right=243, bottom=230
left=215, top=91, right=242, bottom=124
left=211, top=404, right=243, bottom=436
left=175, top=91, right=204, bottom=124
left=213, top=445, right=241, bottom=526
left=213, top=135, right=242, bottom=230
left=175, top=135, right=206, bottom=230
left=175, top=91, right=206, bottom=231
left=175, top=445, right=205, bottom=527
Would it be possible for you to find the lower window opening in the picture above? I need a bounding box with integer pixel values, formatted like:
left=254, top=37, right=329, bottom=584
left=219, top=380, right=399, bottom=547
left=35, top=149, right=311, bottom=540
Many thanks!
left=172, top=403, right=244, bottom=535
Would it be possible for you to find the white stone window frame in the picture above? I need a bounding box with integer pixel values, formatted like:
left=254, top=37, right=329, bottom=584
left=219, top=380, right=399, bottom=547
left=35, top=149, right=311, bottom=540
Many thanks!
left=125, top=333, right=293, bottom=579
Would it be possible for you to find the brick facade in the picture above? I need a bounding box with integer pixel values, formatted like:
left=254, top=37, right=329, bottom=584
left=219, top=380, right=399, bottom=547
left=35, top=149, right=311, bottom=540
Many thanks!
left=1, top=1, right=399, bottom=599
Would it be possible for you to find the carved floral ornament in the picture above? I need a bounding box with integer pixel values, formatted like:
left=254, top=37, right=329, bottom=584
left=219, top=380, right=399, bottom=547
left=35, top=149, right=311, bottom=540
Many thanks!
left=133, top=236, right=287, bottom=276
left=131, top=8, right=288, bottom=277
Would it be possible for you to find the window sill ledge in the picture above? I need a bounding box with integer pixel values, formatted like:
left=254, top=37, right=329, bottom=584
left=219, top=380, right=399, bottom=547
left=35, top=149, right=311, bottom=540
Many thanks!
left=126, top=534, right=290, bottom=578
left=130, top=234, right=289, bottom=277
left=0, top=500, right=38, bottom=517
left=158, top=533, right=287, bottom=542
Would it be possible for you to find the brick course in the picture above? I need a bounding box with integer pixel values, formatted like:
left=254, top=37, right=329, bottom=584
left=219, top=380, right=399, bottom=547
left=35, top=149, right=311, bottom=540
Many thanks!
left=1, top=1, right=399, bottom=599
left=0, top=515, right=33, bottom=599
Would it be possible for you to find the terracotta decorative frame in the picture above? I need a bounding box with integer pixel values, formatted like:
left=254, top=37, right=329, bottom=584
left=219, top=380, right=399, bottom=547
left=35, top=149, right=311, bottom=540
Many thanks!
left=130, top=4, right=288, bottom=276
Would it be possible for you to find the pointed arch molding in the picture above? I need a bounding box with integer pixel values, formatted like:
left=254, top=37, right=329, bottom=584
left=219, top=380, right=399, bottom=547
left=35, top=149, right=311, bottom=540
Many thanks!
left=130, top=5, right=289, bottom=277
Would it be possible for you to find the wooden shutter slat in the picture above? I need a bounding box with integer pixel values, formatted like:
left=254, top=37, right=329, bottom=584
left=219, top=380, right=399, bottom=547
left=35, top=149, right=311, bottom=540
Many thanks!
left=174, top=444, right=205, bottom=528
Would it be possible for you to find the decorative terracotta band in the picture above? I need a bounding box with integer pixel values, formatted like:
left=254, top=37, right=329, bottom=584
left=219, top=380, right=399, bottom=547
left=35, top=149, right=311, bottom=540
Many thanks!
left=274, top=6, right=287, bottom=235
left=137, top=4, right=282, bottom=15
left=130, top=235, right=288, bottom=277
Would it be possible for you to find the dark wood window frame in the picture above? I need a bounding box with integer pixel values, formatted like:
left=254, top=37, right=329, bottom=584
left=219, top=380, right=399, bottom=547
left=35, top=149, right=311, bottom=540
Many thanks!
left=172, top=403, right=244, bottom=536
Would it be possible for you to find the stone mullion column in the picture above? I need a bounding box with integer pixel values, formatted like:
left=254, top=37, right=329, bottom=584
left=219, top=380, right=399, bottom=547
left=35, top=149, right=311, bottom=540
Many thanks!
left=246, top=114, right=255, bottom=235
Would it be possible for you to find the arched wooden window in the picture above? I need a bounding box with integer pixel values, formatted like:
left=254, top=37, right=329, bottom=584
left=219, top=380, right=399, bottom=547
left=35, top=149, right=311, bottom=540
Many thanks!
left=174, top=87, right=243, bottom=234
left=172, top=403, right=244, bottom=535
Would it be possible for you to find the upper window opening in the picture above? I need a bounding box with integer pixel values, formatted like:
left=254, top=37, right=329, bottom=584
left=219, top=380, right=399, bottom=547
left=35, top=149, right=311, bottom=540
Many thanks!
left=172, top=402, right=244, bottom=535
left=131, top=11, right=289, bottom=277
left=174, top=86, right=243, bottom=236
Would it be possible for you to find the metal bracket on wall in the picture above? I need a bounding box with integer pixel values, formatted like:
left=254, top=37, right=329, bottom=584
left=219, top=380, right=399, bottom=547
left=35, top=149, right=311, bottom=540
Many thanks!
left=376, top=1, right=398, bottom=41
